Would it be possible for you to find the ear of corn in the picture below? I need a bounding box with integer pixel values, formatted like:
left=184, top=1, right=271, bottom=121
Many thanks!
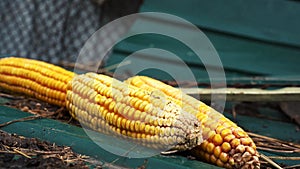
left=66, top=73, right=202, bottom=151
left=125, top=76, right=260, bottom=169
left=0, top=57, right=75, bottom=107
left=0, top=57, right=260, bottom=168
left=0, top=57, right=202, bottom=152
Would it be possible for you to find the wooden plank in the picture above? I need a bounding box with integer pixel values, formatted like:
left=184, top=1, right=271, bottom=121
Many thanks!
left=182, top=87, right=300, bottom=101
left=113, top=16, right=300, bottom=77
left=109, top=0, right=300, bottom=79
left=141, top=0, right=300, bottom=47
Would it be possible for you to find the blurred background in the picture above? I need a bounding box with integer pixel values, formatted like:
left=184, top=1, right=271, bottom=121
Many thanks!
left=1, top=0, right=300, bottom=168
left=1, top=0, right=299, bottom=85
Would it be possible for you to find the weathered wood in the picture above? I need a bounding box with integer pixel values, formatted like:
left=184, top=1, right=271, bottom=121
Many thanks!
left=182, top=87, right=300, bottom=101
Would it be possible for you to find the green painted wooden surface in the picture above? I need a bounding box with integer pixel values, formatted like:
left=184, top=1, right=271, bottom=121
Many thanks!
left=1, top=103, right=300, bottom=167
left=106, top=0, right=300, bottom=84
left=141, top=0, right=300, bottom=47
left=0, top=106, right=221, bottom=169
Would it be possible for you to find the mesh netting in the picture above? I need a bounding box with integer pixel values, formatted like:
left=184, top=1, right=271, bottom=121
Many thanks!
left=0, top=0, right=142, bottom=64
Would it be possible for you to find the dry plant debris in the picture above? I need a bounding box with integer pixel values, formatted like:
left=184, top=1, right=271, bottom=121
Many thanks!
left=0, top=130, right=102, bottom=169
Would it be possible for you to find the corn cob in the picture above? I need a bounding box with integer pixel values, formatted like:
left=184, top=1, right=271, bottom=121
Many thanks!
left=125, top=76, right=260, bottom=169
left=66, top=72, right=202, bottom=151
left=0, top=57, right=202, bottom=152
left=0, top=57, right=260, bottom=167
left=0, top=57, right=75, bottom=107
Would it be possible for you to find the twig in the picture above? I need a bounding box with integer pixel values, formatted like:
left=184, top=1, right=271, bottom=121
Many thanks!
left=33, top=150, right=66, bottom=155
left=260, top=153, right=283, bottom=169
left=0, top=150, right=36, bottom=156
left=13, top=148, right=32, bottom=159
left=0, top=150, right=15, bottom=154
left=0, top=110, right=59, bottom=128
left=255, top=142, right=298, bottom=151
left=283, top=164, right=300, bottom=169
left=257, top=146, right=295, bottom=153
left=0, top=93, right=25, bottom=100
left=268, top=156, right=300, bottom=160
left=161, top=149, right=178, bottom=155
left=67, top=117, right=73, bottom=124
left=0, top=115, right=41, bottom=128
left=248, top=132, right=300, bottom=149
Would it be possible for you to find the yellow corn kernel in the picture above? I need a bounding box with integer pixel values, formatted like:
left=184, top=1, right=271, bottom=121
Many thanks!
left=220, top=152, right=229, bottom=163
left=213, top=134, right=223, bottom=146
left=206, top=142, right=215, bottom=154
left=224, top=134, right=236, bottom=143
left=221, top=142, right=231, bottom=153
left=210, top=154, right=217, bottom=164
left=204, top=153, right=210, bottom=162
left=216, top=159, right=224, bottom=167
left=230, top=138, right=241, bottom=149
left=241, top=137, right=252, bottom=146
left=213, top=146, right=221, bottom=158
left=221, top=128, right=232, bottom=138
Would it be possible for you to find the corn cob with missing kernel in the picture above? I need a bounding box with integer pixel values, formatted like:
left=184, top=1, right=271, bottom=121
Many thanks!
left=125, top=76, right=260, bottom=169
left=0, top=57, right=202, bottom=152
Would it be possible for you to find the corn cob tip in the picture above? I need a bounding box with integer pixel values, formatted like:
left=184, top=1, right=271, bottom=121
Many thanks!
left=170, top=110, right=203, bottom=151
left=190, top=117, right=261, bottom=169
left=230, top=145, right=260, bottom=169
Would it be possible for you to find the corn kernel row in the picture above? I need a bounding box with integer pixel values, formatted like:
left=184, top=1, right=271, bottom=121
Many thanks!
left=0, top=57, right=75, bottom=107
